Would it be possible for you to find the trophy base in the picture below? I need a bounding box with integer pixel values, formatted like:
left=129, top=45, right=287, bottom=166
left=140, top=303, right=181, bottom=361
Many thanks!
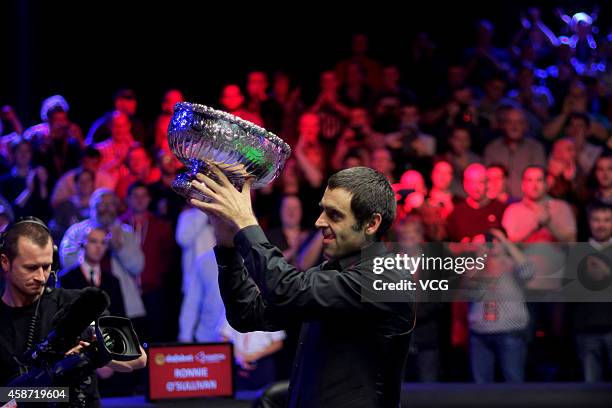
left=171, top=161, right=246, bottom=203
left=172, top=172, right=211, bottom=202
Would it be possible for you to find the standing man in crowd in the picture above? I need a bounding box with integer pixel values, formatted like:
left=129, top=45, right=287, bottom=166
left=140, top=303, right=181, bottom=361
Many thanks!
left=60, top=188, right=146, bottom=322
left=483, top=107, right=546, bottom=198
left=190, top=166, right=414, bottom=407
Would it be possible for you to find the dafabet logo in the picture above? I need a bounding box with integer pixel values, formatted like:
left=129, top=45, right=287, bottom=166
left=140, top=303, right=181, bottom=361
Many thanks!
left=154, top=353, right=166, bottom=366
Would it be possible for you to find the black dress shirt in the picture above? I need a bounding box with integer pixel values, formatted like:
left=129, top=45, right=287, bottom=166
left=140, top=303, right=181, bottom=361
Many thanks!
left=215, top=225, right=415, bottom=408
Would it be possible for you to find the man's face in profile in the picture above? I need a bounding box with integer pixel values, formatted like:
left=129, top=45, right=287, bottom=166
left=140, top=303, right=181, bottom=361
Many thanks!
left=315, top=188, right=369, bottom=260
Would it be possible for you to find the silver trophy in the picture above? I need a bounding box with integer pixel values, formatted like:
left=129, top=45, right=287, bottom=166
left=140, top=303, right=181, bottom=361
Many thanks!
left=168, top=102, right=291, bottom=201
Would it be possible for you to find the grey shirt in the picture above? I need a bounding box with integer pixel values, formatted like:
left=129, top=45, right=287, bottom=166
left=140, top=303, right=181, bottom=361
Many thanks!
left=484, top=137, right=546, bottom=198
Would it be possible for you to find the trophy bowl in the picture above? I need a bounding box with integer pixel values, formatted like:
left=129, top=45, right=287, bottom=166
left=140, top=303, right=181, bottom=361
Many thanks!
left=168, top=102, right=291, bottom=202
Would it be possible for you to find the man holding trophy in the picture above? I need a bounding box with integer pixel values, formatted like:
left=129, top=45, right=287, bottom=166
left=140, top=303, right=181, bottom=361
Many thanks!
left=168, top=103, right=414, bottom=408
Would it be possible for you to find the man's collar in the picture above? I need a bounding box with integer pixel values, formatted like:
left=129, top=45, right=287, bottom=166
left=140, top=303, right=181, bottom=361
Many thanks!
left=327, top=241, right=388, bottom=270
left=589, top=237, right=612, bottom=251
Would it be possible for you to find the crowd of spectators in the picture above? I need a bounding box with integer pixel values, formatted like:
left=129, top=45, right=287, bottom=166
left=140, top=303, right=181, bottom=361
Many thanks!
left=2, top=8, right=612, bottom=391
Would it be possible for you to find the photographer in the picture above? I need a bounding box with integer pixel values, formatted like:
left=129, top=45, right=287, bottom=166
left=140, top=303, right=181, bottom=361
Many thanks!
left=0, top=218, right=146, bottom=407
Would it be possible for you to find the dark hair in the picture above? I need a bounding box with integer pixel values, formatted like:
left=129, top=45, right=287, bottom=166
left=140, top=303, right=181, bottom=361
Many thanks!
left=1, top=221, right=51, bottom=263
left=82, top=146, right=102, bottom=160
left=487, top=163, right=508, bottom=177
left=522, top=165, right=546, bottom=180
left=46, top=105, right=67, bottom=120
left=567, top=112, right=591, bottom=128
left=596, top=150, right=612, bottom=164
left=127, top=181, right=150, bottom=197
left=327, top=167, right=396, bottom=240
left=114, top=88, right=136, bottom=100
left=587, top=202, right=612, bottom=220
left=450, top=124, right=473, bottom=137
left=126, top=145, right=150, bottom=161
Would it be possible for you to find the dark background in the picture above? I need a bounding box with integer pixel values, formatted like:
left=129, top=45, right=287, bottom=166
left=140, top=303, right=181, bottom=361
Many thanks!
left=0, top=0, right=607, bottom=129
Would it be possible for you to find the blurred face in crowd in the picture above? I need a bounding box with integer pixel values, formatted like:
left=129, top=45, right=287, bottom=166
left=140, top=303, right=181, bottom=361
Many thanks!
left=246, top=71, right=268, bottom=99
left=517, top=67, right=534, bottom=89
left=280, top=195, right=302, bottom=229
left=1, top=237, right=53, bottom=302
left=484, top=78, right=505, bottom=102
left=94, top=193, right=119, bottom=227
left=589, top=209, right=612, bottom=243
left=115, top=96, right=137, bottom=117
left=502, top=108, right=527, bottom=142
left=394, top=217, right=424, bottom=250
left=400, top=170, right=427, bottom=196
left=315, top=187, right=368, bottom=260
left=566, top=117, right=588, bottom=142
left=127, top=147, right=152, bottom=176
left=447, top=65, right=466, bottom=88
left=343, top=155, right=363, bottom=169
left=128, top=186, right=151, bottom=214
left=449, top=127, right=471, bottom=155
left=371, top=149, right=394, bottom=177
left=110, top=112, right=132, bottom=144
left=48, top=110, right=70, bottom=133
left=84, top=228, right=109, bottom=264
left=453, top=87, right=473, bottom=105
left=75, top=171, right=95, bottom=198
left=13, top=142, right=32, bottom=168
left=220, top=85, right=244, bottom=111
left=431, top=161, right=453, bottom=191
left=352, top=34, right=369, bottom=56
left=381, top=66, right=400, bottom=90
left=320, top=71, right=338, bottom=94
left=567, top=81, right=588, bottom=112
left=595, top=157, right=612, bottom=190
left=486, top=166, right=506, bottom=200
left=161, top=89, right=184, bottom=115
left=522, top=167, right=547, bottom=201
left=400, top=105, right=419, bottom=128
left=463, top=164, right=487, bottom=202
left=349, top=108, right=369, bottom=128
left=346, top=63, right=365, bottom=87
left=551, top=138, right=576, bottom=164
left=158, top=152, right=181, bottom=176
left=272, top=73, right=290, bottom=99
left=82, top=155, right=102, bottom=173
left=298, top=113, right=320, bottom=143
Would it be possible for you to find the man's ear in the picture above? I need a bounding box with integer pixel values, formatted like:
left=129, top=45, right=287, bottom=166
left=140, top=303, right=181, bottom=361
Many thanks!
left=365, top=213, right=382, bottom=237
left=0, top=253, right=9, bottom=274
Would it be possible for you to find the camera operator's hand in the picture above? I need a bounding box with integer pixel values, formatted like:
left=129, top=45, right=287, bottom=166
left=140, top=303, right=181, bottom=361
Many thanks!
left=96, top=366, right=114, bottom=379
left=236, top=352, right=258, bottom=371
left=65, top=340, right=90, bottom=356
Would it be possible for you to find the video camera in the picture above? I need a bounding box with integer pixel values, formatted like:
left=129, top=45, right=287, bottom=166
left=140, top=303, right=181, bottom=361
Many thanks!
left=8, top=287, right=142, bottom=387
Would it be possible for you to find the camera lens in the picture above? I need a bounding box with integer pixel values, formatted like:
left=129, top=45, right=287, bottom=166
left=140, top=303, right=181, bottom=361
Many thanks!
left=102, top=327, right=129, bottom=355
